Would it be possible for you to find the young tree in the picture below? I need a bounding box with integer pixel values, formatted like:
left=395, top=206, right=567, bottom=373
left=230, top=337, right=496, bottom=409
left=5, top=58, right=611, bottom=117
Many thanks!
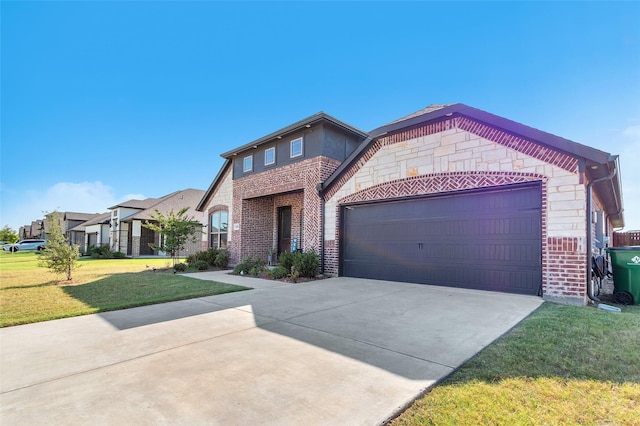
left=0, top=225, right=19, bottom=244
left=143, top=208, right=202, bottom=265
left=38, top=211, right=81, bottom=281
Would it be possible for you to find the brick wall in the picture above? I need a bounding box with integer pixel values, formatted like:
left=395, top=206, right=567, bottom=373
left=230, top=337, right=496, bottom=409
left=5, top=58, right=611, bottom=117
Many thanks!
left=323, top=117, right=588, bottom=304
left=544, top=237, right=587, bottom=304
left=228, top=156, right=341, bottom=264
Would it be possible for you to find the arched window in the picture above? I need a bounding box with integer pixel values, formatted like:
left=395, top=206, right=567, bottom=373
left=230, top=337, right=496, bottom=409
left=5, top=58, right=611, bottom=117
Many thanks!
left=209, top=210, right=228, bottom=249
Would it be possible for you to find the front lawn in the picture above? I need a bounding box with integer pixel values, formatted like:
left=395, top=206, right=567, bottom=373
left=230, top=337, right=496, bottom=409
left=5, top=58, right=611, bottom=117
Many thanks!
left=390, top=302, right=640, bottom=425
left=0, top=251, right=249, bottom=327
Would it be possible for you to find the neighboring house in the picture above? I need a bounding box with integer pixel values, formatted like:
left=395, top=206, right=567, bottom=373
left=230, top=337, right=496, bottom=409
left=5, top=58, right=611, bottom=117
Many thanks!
left=197, top=104, right=625, bottom=306
left=42, top=212, right=101, bottom=248
left=77, top=212, right=112, bottom=250
left=109, top=189, right=205, bottom=257
left=19, top=221, right=43, bottom=239
left=64, top=212, right=102, bottom=252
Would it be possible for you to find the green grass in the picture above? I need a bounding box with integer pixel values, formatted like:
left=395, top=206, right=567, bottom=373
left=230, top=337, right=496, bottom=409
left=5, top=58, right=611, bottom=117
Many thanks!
left=390, top=302, right=640, bottom=425
left=0, top=251, right=249, bottom=327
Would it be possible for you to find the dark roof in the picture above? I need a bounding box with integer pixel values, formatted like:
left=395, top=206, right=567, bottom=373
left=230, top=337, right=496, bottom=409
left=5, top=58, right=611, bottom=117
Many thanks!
left=108, top=197, right=163, bottom=210
left=320, top=103, right=624, bottom=228
left=63, top=212, right=102, bottom=222
left=197, top=112, right=368, bottom=212
left=81, top=212, right=112, bottom=227
left=124, top=189, right=205, bottom=222
left=220, top=112, right=369, bottom=158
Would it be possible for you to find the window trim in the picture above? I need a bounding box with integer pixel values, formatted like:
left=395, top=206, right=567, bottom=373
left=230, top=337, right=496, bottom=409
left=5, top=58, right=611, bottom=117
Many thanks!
left=265, top=147, right=276, bottom=166
left=209, top=209, right=228, bottom=249
left=290, top=137, right=303, bottom=158
left=243, top=155, right=253, bottom=172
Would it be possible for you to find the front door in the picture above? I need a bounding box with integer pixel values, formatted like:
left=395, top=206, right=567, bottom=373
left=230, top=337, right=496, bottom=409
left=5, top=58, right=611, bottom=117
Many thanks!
left=278, top=206, right=292, bottom=255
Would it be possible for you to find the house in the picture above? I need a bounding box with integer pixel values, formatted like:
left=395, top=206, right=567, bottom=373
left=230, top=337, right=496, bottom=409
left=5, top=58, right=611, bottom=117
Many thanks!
left=109, top=189, right=205, bottom=257
left=77, top=212, right=112, bottom=250
left=197, top=104, right=624, bottom=306
left=19, top=220, right=43, bottom=239
left=41, top=212, right=102, bottom=249
left=63, top=212, right=103, bottom=252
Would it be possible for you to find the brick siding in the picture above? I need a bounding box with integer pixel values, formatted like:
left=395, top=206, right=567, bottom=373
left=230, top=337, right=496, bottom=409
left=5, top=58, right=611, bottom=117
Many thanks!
left=228, top=156, right=341, bottom=264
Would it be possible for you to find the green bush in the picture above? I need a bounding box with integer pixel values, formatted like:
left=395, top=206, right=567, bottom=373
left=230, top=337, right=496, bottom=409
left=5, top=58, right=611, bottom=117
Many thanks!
left=204, top=248, right=219, bottom=265
left=214, top=249, right=230, bottom=268
left=233, top=256, right=266, bottom=276
left=87, top=245, right=113, bottom=259
left=173, top=262, right=187, bottom=272
left=270, top=266, right=289, bottom=279
left=278, top=251, right=296, bottom=271
left=112, top=251, right=126, bottom=259
left=185, top=253, right=198, bottom=266
left=294, top=250, right=319, bottom=278
left=186, top=248, right=227, bottom=268
left=186, top=249, right=210, bottom=266
left=277, top=250, right=319, bottom=278
left=194, top=260, right=208, bottom=271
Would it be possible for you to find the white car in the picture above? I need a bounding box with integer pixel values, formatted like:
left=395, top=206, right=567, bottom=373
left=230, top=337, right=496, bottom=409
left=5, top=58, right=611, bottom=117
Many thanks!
left=3, top=239, right=47, bottom=252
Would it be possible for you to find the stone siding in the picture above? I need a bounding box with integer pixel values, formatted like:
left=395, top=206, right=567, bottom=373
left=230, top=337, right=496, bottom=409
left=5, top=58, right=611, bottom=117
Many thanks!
left=324, top=117, right=587, bottom=304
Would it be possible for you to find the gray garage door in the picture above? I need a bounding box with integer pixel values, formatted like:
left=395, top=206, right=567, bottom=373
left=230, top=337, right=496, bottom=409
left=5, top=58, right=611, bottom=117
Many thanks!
left=341, top=183, right=542, bottom=295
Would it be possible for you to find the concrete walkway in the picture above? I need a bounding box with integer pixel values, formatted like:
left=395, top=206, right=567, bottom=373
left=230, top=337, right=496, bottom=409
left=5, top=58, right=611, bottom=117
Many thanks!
left=0, top=273, right=543, bottom=425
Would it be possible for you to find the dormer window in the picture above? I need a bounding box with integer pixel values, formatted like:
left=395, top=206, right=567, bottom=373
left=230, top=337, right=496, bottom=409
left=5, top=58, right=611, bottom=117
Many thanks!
left=290, top=137, right=303, bottom=158
left=243, top=155, right=253, bottom=172
left=265, top=147, right=275, bottom=166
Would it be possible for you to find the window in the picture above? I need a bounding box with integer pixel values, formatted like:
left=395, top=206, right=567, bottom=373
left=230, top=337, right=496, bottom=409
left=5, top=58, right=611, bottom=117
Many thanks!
left=243, top=155, right=253, bottom=172
left=290, top=137, right=303, bottom=158
left=265, top=147, right=275, bottom=166
left=209, top=210, right=228, bottom=249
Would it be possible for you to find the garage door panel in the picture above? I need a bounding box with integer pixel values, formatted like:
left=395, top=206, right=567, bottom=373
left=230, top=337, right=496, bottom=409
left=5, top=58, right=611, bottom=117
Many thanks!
left=341, top=184, right=542, bottom=295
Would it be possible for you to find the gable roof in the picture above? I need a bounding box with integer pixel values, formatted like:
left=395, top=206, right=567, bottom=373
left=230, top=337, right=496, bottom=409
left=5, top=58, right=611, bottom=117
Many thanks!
left=81, top=212, right=112, bottom=227
left=197, top=112, right=368, bottom=212
left=220, top=112, right=368, bottom=158
left=109, top=197, right=164, bottom=210
left=124, top=189, right=206, bottom=223
left=63, top=212, right=101, bottom=222
left=320, top=103, right=624, bottom=227
left=67, top=212, right=111, bottom=233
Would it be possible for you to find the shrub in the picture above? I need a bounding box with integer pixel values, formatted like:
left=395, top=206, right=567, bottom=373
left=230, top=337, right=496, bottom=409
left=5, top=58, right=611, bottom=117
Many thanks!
left=87, top=245, right=113, bottom=259
left=277, top=250, right=319, bottom=278
left=233, top=256, right=266, bottom=276
left=173, top=262, right=187, bottom=272
left=112, top=251, right=126, bottom=259
left=294, top=250, right=319, bottom=278
left=194, top=260, right=208, bottom=271
left=278, top=251, right=296, bottom=271
left=187, top=248, right=227, bottom=268
left=186, top=250, right=209, bottom=266
left=185, top=253, right=198, bottom=266
left=214, top=249, right=230, bottom=268
left=270, top=266, right=289, bottom=279
left=204, top=248, right=219, bottom=265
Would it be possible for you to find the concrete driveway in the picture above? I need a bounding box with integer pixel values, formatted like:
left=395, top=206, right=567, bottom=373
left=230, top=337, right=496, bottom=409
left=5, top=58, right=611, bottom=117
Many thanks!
left=1, top=273, right=542, bottom=425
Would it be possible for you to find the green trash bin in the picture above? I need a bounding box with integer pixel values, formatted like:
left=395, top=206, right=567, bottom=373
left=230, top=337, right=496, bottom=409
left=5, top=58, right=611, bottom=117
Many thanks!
left=606, top=246, right=640, bottom=305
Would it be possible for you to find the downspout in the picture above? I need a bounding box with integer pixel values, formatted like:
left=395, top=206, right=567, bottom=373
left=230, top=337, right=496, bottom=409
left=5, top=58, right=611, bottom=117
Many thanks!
left=317, top=183, right=325, bottom=275
left=586, top=166, right=617, bottom=302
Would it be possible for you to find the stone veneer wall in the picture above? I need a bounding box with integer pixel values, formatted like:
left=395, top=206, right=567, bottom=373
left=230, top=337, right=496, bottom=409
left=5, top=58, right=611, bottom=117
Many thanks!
left=324, top=116, right=588, bottom=304
left=200, top=167, right=234, bottom=251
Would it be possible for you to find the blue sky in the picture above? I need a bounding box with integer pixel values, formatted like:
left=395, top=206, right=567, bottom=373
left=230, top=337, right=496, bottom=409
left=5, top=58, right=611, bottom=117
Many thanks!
left=1, top=1, right=639, bottom=232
